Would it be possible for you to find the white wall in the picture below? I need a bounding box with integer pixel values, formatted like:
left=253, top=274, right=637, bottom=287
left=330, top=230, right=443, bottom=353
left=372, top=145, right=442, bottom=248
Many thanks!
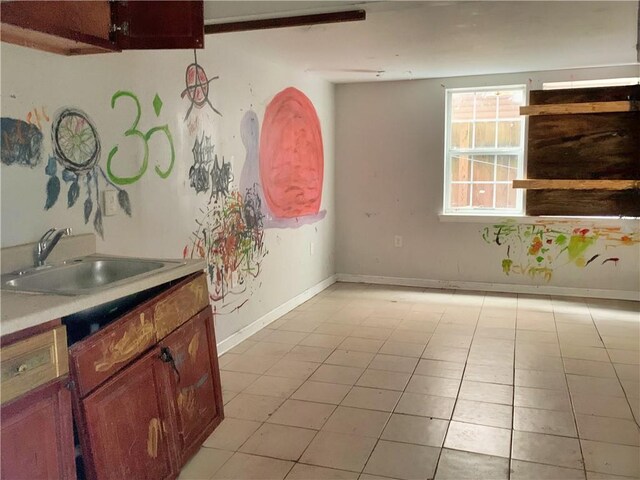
left=1, top=38, right=335, bottom=342
left=335, top=66, right=640, bottom=297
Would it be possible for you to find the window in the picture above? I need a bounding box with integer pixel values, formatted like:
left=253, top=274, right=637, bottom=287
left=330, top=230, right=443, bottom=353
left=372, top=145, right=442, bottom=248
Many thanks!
left=443, top=85, right=526, bottom=215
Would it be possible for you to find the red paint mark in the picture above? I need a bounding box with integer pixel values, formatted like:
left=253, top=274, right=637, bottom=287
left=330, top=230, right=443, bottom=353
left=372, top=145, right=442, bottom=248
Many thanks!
left=183, top=245, right=189, bottom=259
left=528, top=236, right=543, bottom=255
left=259, top=87, right=323, bottom=218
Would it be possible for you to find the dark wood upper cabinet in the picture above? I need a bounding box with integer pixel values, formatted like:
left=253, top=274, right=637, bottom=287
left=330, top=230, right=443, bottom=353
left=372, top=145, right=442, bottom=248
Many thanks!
left=0, top=0, right=204, bottom=55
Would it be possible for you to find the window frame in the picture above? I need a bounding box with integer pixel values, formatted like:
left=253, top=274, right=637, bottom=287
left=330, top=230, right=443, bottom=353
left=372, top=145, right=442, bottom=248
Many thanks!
left=443, top=85, right=527, bottom=216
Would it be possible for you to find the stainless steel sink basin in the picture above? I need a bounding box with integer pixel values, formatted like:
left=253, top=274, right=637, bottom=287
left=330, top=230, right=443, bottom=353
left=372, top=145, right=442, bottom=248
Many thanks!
left=2, top=256, right=185, bottom=295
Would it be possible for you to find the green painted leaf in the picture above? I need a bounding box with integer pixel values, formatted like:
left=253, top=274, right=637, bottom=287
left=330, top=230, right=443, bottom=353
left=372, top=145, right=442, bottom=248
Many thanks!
left=153, top=93, right=163, bottom=117
left=44, top=176, right=60, bottom=210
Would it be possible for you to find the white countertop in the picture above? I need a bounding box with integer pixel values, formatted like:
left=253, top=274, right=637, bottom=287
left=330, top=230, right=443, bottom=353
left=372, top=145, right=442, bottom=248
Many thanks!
left=0, top=257, right=206, bottom=336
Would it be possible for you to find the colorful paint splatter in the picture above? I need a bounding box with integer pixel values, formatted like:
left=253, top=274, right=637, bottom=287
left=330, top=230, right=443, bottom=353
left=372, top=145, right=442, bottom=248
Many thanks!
left=482, top=221, right=639, bottom=281
left=1, top=118, right=43, bottom=167
left=183, top=186, right=267, bottom=312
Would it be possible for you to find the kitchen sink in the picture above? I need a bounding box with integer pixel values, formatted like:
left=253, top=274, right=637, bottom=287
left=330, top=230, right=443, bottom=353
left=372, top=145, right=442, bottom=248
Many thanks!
left=2, top=256, right=186, bottom=295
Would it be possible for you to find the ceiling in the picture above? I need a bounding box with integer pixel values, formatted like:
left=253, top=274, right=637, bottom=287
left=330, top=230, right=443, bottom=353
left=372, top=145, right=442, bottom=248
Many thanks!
left=204, top=1, right=640, bottom=83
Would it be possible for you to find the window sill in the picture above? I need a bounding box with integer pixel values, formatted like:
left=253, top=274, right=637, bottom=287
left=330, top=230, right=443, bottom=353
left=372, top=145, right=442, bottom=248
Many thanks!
left=439, top=213, right=640, bottom=226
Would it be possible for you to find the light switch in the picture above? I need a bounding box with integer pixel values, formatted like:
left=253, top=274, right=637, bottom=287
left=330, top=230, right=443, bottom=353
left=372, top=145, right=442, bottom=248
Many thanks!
left=104, top=190, right=118, bottom=216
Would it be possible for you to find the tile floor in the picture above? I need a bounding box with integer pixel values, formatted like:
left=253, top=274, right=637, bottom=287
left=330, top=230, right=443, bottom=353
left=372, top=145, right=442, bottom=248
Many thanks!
left=179, top=282, right=640, bottom=480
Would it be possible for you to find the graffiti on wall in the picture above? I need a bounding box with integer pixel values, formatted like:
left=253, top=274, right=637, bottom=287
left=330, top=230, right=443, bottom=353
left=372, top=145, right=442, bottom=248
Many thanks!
left=482, top=221, right=639, bottom=281
left=45, top=108, right=131, bottom=238
left=181, top=50, right=221, bottom=121
left=107, top=91, right=175, bottom=185
left=259, top=87, right=324, bottom=221
left=188, top=133, right=233, bottom=200
left=1, top=118, right=43, bottom=167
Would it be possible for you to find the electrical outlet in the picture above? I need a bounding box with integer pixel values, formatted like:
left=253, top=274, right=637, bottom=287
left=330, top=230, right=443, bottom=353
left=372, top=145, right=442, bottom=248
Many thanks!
left=104, top=190, right=118, bottom=216
left=394, top=235, right=403, bottom=248
left=310, top=242, right=315, bottom=256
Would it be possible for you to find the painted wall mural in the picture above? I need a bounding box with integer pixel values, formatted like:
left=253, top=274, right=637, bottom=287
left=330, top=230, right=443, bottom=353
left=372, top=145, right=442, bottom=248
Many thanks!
left=482, top=221, right=639, bottom=281
left=45, top=108, right=131, bottom=238
left=1, top=118, right=43, bottom=167
left=259, top=87, right=325, bottom=225
left=106, top=91, right=175, bottom=185
left=181, top=50, right=221, bottom=121
left=188, top=133, right=234, bottom=201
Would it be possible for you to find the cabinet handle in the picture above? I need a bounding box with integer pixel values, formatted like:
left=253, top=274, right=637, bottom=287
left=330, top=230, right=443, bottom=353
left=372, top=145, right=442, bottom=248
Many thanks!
left=16, top=364, right=28, bottom=374
left=159, top=347, right=181, bottom=383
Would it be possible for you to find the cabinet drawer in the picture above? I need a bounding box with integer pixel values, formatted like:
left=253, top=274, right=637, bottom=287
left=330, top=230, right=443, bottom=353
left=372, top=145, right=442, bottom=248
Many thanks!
left=70, top=308, right=155, bottom=398
left=1, top=326, right=68, bottom=404
left=154, top=273, right=208, bottom=340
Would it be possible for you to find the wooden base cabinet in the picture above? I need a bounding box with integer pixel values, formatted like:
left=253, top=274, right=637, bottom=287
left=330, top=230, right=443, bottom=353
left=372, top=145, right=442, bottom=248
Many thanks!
left=70, top=273, right=223, bottom=480
left=1, top=378, right=76, bottom=480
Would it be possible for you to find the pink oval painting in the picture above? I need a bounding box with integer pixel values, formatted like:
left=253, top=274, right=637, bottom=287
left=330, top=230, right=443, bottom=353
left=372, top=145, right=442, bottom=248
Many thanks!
left=260, top=87, right=324, bottom=218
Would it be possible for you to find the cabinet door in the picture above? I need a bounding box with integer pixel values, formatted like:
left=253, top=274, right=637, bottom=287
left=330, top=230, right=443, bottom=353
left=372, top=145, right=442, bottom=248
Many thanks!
left=160, top=307, right=223, bottom=463
left=79, top=349, right=178, bottom=480
left=112, top=0, right=204, bottom=50
left=1, top=378, right=75, bottom=480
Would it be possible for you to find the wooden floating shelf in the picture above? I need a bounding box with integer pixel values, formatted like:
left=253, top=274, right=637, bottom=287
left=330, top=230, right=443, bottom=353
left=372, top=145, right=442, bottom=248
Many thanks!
left=520, top=100, right=639, bottom=116
left=513, top=179, right=640, bottom=190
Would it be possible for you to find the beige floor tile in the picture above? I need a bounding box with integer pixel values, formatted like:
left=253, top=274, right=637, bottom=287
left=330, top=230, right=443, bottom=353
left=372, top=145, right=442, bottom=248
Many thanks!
left=572, top=394, right=634, bottom=419
left=405, top=375, right=461, bottom=398
left=515, top=369, right=568, bottom=390
left=517, top=331, right=558, bottom=344
left=222, top=390, right=238, bottom=405
left=218, top=353, right=240, bottom=368
left=397, top=319, right=438, bottom=333
left=285, top=464, right=358, bottom=480
left=356, top=369, right=411, bottom=391
left=325, top=350, right=375, bottom=368
left=463, top=363, right=513, bottom=385
left=309, top=364, right=365, bottom=385
left=178, top=447, right=233, bottom=480
left=351, top=326, right=394, bottom=340
left=388, top=329, right=432, bottom=344
left=339, top=337, right=385, bottom=353
left=581, top=440, right=640, bottom=478
left=567, top=375, right=626, bottom=398
left=239, top=423, right=317, bottom=461
left=422, top=345, right=469, bottom=363
left=315, top=324, right=356, bottom=337
left=224, top=393, right=284, bottom=422
left=243, top=375, right=305, bottom=398
left=222, top=354, right=281, bottom=375
left=212, top=452, right=294, bottom=480
left=300, top=333, right=346, bottom=349
left=368, top=354, right=418, bottom=373
left=510, top=459, right=585, bottom=479
left=363, top=440, right=439, bottom=480
left=228, top=340, right=258, bottom=355
left=512, top=431, right=583, bottom=470
left=300, top=431, right=378, bottom=472
left=608, top=349, right=640, bottom=365
left=576, top=415, right=640, bottom=446
left=263, top=330, right=310, bottom=345
left=559, top=333, right=605, bottom=348
left=514, top=386, right=572, bottom=411
left=475, top=327, right=516, bottom=340
left=586, top=472, right=639, bottom=479
left=381, top=413, right=448, bottom=447
left=361, top=316, right=403, bottom=329
left=220, top=371, right=260, bottom=392
left=378, top=340, right=426, bottom=358
left=265, top=359, right=320, bottom=380
left=444, top=421, right=511, bottom=458
left=283, top=345, right=333, bottom=363
left=279, top=319, right=323, bottom=333
left=613, top=363, right=640, bottom=381
left=291, top=381, right=352, bottom=405
left=203, top=418, right=262, bottom=451
left=452, top=399, right=512, bottom=429
left=561, top=345, right=610, bottom=362
left=341, top=386, right=402, bottom=411
left=395, top=392, right=455, bottom=419
left=267, top=399, right=336, bottom=429
left=458, top=380, right=513, bottom=405
left=514, top=406, right=577, bottom=437
left=429, top=333, right=473, bottom=348
left=244, top=341, right=294, bottom=358
left=251, top=329, right=280, bottom=342
left=564, top=358, right=617, bottom=378
left=414, top=359, right=465, bottom=379
left=322, top=406, right=390, bottom=437
left=435, top=449, right=509, bottom=480
left=515, top=353, right=564, bottom=372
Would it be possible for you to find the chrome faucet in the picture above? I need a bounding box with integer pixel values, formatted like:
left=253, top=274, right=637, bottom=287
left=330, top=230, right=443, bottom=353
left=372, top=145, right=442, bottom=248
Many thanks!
left=35, top=228, right=72, bottom=267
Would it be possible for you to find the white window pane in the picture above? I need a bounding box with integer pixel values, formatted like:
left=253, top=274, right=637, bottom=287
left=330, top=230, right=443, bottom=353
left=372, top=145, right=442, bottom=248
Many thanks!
left=452, top=93, right=474, bottom=121
left=474, top=122, right=496, bottom=148
left=497, top=121, right=521, bottom=147
left=471, top=155, right=495, bottom=182
left=451, top=122, right=472, bottom=149
left=471, top=183, right=495, bottom=208
left=475, top=92, right=497, bottom=120
left=451, top=155, right=471, bottom=181
left=451, top=183, right=471, bottom=208
left=495, top=183, right=517, bottom=209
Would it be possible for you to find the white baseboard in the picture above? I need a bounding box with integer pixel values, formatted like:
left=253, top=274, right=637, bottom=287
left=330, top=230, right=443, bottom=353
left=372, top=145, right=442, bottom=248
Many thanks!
left=217, top=275, right=338, bottom=355
left=336, top=273, right=640, bottom=301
